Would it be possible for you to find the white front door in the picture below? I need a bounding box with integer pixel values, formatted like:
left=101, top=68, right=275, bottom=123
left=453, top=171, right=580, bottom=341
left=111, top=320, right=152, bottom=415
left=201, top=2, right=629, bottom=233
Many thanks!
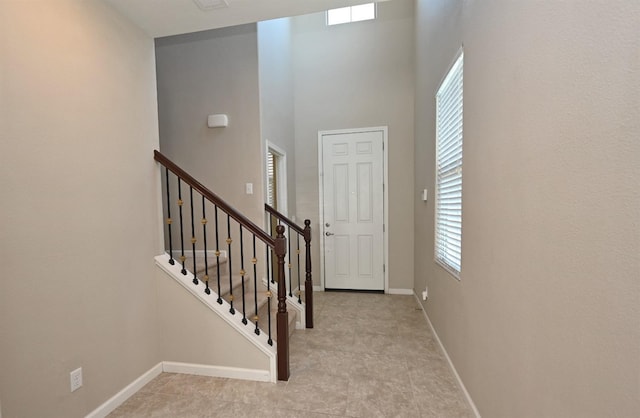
left=320, top=128, right=385, bottom=291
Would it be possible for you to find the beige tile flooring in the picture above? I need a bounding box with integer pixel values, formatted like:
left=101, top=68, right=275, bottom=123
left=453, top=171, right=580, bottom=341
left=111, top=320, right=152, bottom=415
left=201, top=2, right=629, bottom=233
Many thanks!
left=108, top=292, right=474, bottom=417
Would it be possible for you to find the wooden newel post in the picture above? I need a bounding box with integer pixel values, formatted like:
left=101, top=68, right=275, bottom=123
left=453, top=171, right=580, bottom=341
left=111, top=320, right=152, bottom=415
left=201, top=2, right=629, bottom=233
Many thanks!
left=275, top=225, right=289, bottom=381
left=303, top=220, right=314, bottom=329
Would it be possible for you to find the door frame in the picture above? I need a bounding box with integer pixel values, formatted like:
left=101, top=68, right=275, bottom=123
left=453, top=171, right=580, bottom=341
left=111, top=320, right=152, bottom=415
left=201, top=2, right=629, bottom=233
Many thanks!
left=317, top=126, right=389, bottom=292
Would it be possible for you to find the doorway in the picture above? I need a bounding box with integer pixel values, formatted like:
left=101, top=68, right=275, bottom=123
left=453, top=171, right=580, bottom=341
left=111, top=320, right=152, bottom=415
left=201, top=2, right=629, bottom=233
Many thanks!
left=318, top=127, right=387, bottom=291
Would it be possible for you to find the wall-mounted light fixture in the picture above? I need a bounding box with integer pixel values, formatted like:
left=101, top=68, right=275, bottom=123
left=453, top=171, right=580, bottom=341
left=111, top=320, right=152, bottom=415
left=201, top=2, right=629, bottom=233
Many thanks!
left=193, top=0, right=229, bottom=12
left=207, top=114, right=229, bottom=128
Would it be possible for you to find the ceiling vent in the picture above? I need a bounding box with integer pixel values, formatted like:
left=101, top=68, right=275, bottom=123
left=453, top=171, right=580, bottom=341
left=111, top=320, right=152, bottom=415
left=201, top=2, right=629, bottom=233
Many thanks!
left=192, top=0, right=229, bottom=11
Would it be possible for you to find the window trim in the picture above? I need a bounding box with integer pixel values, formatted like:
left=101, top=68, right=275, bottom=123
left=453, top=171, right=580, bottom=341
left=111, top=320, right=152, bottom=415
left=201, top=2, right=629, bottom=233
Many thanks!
left=326, top=3, right=376, bottom=26
left=434, top=50, right=464, bottom=280
left=264, top=141, right=288, bottom=216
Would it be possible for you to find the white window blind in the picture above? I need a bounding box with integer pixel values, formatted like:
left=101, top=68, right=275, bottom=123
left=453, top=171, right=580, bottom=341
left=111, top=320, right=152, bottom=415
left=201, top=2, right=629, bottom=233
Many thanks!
left=435, top=52, right=463, bottom=277
left=266, top=151, right=276, bottom=208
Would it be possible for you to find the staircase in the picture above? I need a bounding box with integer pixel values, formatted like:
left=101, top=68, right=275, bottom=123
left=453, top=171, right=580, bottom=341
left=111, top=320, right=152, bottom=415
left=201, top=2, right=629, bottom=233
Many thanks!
left=154, top=150, right=313, bottom=381
left=185, top=253, right=298, bottom=340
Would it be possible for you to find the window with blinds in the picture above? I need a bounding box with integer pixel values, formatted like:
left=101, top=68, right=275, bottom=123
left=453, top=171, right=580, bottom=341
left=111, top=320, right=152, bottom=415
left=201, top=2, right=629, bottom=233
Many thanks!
left=266, top=150, right=277, bottom=209
left=435, top=52, right=463, bottom=277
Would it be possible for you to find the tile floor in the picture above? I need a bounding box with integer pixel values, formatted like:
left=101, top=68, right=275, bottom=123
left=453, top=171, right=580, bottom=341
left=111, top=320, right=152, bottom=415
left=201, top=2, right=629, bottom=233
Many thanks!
left=108, top=291, right=474, bottom=417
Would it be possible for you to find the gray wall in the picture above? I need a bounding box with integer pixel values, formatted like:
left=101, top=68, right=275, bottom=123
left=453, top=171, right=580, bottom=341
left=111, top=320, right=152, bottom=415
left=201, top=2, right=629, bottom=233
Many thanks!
left=291, top=0, right=416, bottom=290
left=414, top=0, right=640, bottom=417
left=258, top=18, right=297, bottom=216
left=0, top=1, right=162, bottom=416
left=156, top=267, right=270, bottom=372
left=156, top=24, right=265, bottom=227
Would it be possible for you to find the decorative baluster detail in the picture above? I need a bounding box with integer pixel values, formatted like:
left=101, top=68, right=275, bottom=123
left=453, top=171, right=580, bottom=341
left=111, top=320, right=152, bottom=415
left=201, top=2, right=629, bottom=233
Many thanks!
left=189, top=187, right=198, bottom=285
left=214, top=206, right=222, bottom=304
left=275, top=225, right=289, bottom=381
left=177, top=178, right=187, bottom=275
left=201, top=196, right=210, bottom=295
left=226, top=215, right=235, bottom=315
left=287, top=225, right=292, bottom=297
left=165, top=168, right=175, bottom=265
left=304, top=220, right=314, bottom=329
left=252, top=236, right=260, bottom=335
left=296, top=234, right=302, bottom=304
left=239, top=225, right=247, bottom=325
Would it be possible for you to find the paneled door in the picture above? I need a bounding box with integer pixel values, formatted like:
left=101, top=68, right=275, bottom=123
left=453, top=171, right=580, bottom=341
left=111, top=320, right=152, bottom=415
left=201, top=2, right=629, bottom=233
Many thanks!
left=320, top=128, right=385, bottom=291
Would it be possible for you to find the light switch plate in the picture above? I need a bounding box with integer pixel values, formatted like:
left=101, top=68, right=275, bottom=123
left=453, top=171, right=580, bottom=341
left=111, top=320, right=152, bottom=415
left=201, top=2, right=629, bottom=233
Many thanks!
left=70, top=368, right=83, bottom=392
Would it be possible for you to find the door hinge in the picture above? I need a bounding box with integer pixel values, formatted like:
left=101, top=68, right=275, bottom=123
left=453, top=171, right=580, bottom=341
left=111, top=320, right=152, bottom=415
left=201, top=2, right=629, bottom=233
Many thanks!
left=383, top=264, right=386, bottom=273
left=383, top=224, right=385, bottom=232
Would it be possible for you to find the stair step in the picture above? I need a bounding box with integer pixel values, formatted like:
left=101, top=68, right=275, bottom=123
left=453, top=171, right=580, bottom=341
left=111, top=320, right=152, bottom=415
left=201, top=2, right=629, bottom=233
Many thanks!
left=207, top=274, right=250, bottom=300
left=183, top=255, right=228, bottom=276
left=256, top=294, right=297, bottom=341
left=176, top=256, right=298, bottom=342
left=229, top=289, right=270, bottom=317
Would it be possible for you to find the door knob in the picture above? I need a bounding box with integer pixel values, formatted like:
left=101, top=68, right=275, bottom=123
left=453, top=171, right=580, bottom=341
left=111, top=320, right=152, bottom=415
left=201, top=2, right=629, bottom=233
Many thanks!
left=325, top=232, right=334, bottom=236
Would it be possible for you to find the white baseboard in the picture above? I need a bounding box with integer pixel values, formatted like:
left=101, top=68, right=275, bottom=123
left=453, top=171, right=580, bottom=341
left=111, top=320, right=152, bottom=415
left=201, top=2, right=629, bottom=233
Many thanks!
left=86, top=360, right=271, bottom=418
left=388, top=288, right=414, bottom=295
left=163, top=361, right=270, bottom=382
left=85, top=362, right=163, bottom=418
left=413, top=293, right=481, bottom=418
left=313, top=285, right=323, bottom=292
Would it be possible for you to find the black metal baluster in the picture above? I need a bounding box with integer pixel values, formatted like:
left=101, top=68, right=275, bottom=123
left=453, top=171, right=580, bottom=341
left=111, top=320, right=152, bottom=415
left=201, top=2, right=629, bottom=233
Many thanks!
left=190, top=187, right=198, bottom=285
left=265, top=242, right=271, bottom=285
left=214, top=206, right=222, bottom=304
left=297, top=233, right=302, bottom=304
left=266, top=242, right=273, bottom=346
left=165, top=168, right=175, bottom=265
left=240, top=225, right=247, bottom=325
left=270, top=216, right=275, bottom=284
left=227, top=215, right=235, bottom=315
left=287, top=225, right=292, bottom=297
left=178, top=178, right=187, bottom=275
left=202, top=196, right=210, bottom=295
left=252, top=236, right=260, bottom=335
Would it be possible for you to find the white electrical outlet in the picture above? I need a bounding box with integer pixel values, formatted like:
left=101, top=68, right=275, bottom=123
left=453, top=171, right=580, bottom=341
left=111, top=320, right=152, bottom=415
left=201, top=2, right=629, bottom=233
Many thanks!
left=70, top=368, right=83, bottom=392
left=422, top=287, right=428, bottom=300
left=245, top=183, right=253, bottom=195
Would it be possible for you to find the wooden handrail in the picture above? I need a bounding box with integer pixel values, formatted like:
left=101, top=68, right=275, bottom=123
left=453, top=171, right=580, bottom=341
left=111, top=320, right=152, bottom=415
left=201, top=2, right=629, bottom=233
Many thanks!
left=264, top=204, right=304, bottom=235
left=155, top=150, right=274, bottom=247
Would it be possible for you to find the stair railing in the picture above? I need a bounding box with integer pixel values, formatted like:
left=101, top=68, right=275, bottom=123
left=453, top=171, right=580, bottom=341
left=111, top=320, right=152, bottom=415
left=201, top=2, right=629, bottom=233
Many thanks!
left=265, top=204, right=314, bottom=329
left=154, top=150, right=290, bottom=380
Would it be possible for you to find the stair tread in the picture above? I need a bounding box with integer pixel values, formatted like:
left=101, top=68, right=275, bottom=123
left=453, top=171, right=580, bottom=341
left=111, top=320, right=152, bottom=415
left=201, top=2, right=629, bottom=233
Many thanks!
left=256, top=296, right=297, bottom=341
left=174, top=257, right=300, bottom=343
left=185, top=256, right=228, bottom=275
left=206, top=274, right=249, bottom=299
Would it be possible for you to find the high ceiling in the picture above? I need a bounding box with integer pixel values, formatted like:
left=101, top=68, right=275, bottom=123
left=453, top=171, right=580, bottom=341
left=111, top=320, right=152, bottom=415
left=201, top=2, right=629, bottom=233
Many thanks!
left=104, top=0, right=379, bottom=38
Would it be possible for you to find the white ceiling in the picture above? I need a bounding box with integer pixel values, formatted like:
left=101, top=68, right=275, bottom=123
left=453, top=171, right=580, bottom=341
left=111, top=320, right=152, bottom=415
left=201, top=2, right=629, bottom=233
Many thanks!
left=104, top=0, right=379, bottom=38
